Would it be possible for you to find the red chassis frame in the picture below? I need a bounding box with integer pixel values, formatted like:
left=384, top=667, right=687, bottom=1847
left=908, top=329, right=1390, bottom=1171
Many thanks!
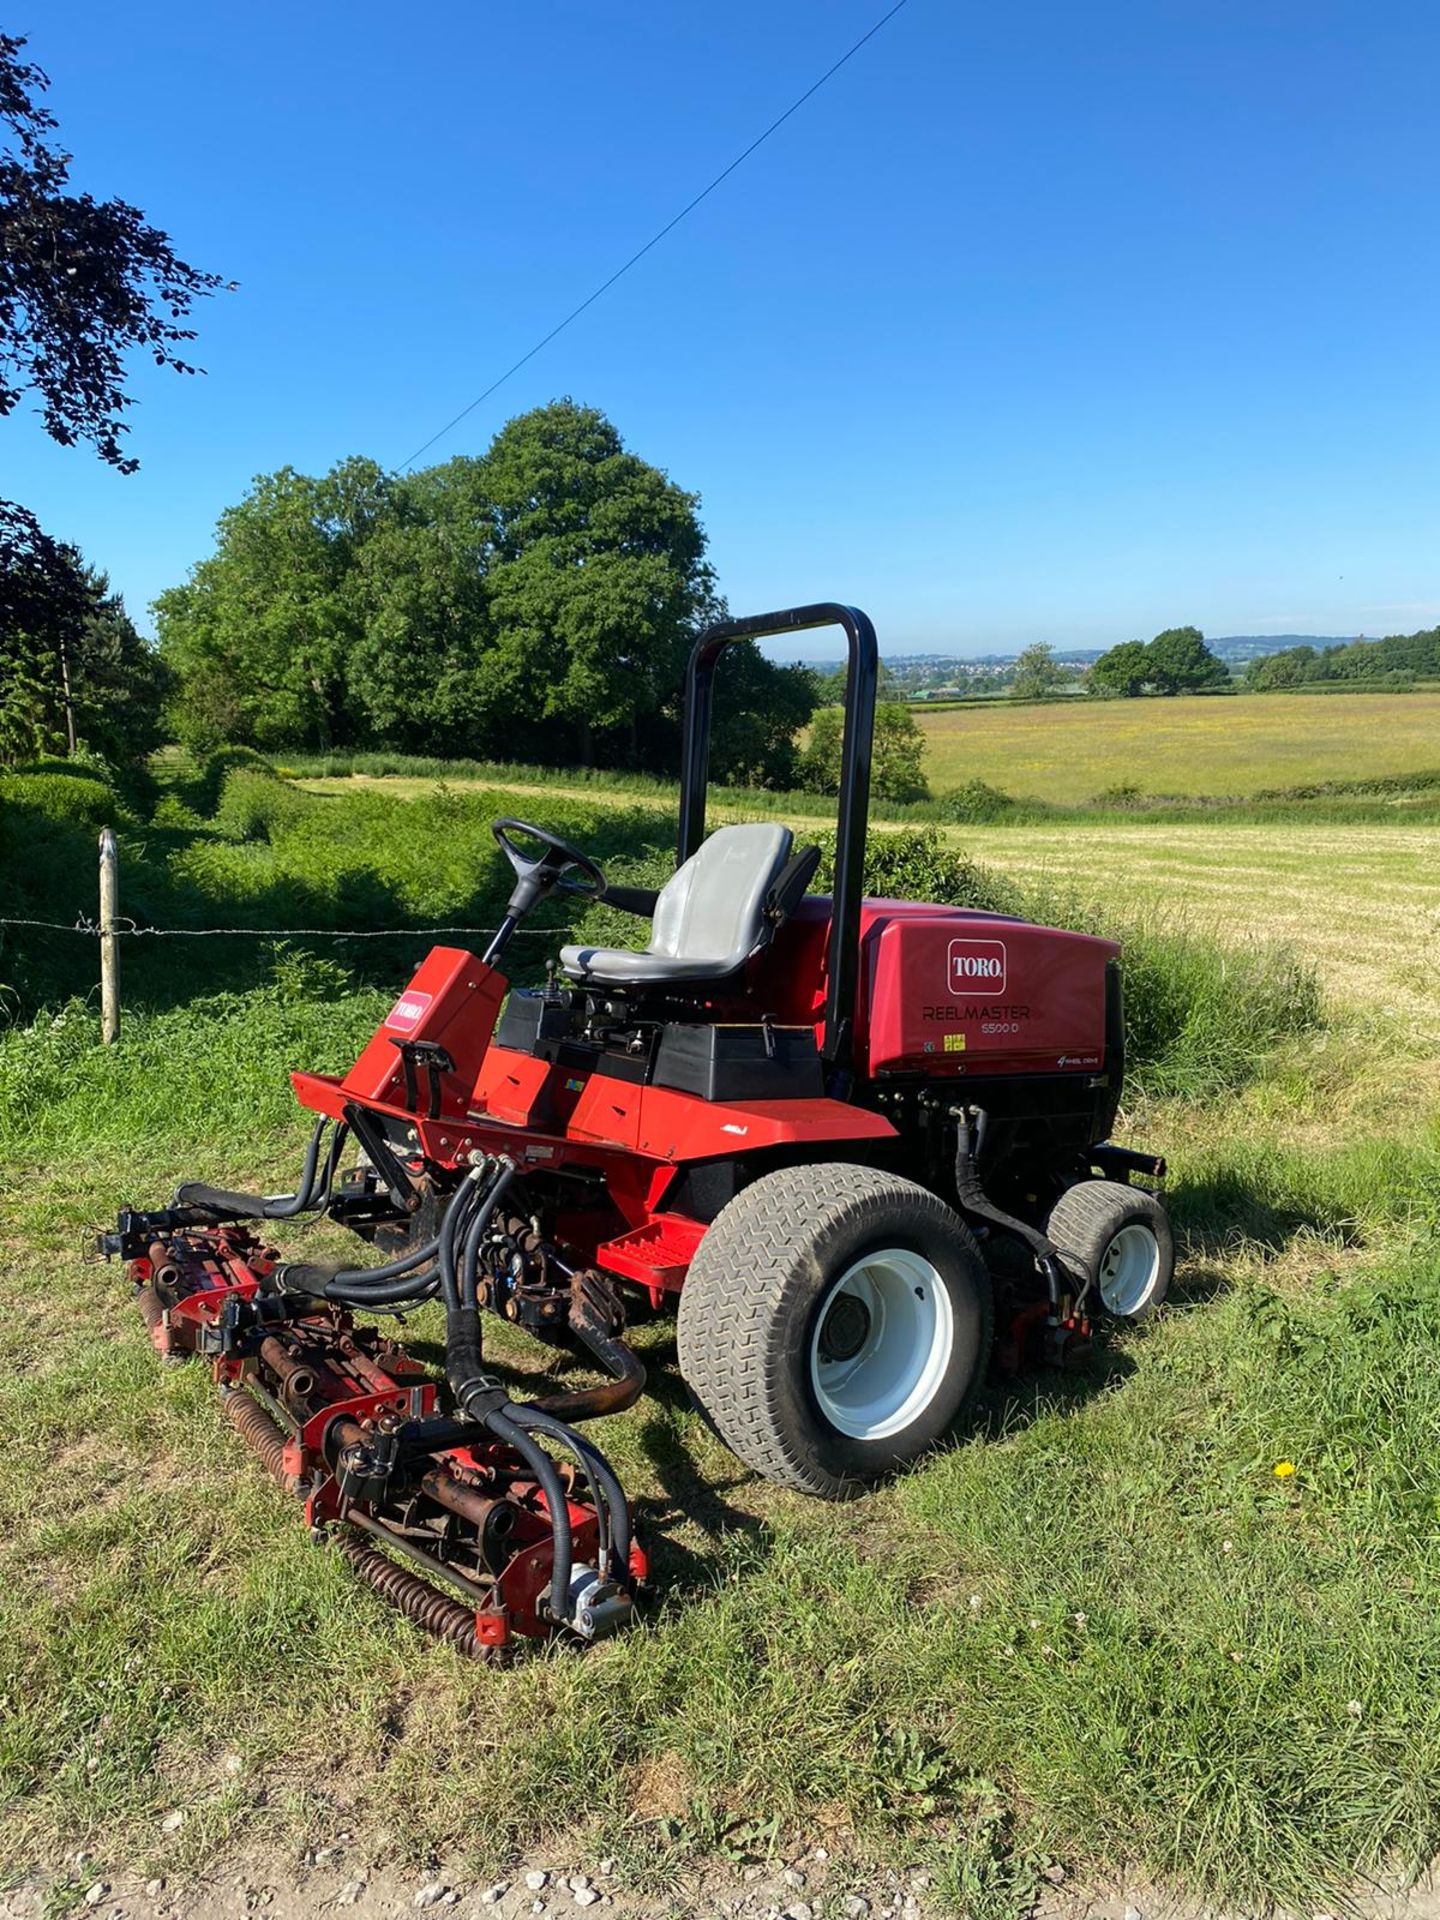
left=292, top=941, right=899, bottom=1309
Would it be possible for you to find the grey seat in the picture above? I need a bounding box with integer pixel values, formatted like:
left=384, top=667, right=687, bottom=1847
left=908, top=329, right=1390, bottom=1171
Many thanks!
left=560, top=823, right=795, bottom=989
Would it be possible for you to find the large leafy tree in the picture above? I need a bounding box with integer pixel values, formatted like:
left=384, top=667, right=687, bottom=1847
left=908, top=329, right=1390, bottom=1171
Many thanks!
left=0, top=32, right=228, bottom=468
left=1089, top=628, right=1228, bottom=698
left=156, top=459, right=394, bottom=749
left=346, top=509, right=491, bottom=751
left=160, top=400, right=815, bottom=779
left=1010, top=641, right=1065, bottom=699
left=0, top=526, right=166, bottom=765
left=0, top=504, right=84, bottom=761
left=477, top=401, right=718, bottom=764
left=1244, top=644, right=1320, bottom=691
left=1146, top=625, right=1229, bottom=695
left=800, top=700, right=929, bottom=804
left=1088, top=639, right=1152, bottom=698
left=707, top=644, right=817, bottom=789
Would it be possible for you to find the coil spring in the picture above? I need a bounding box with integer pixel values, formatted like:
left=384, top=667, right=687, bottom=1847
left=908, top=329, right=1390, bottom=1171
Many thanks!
left=333, top=1531, right=491, bottom=1660
left=221, top=1389, right=301, bottom=1496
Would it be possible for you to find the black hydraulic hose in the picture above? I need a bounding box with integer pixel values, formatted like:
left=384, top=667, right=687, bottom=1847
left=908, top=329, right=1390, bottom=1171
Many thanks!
left=460, top=1163, right=515, bottom=1310
left=511, top=1406, right=629, bottom=1580
left=511, top=1407, right=611, bottom=1573
left=439, top=1177, right=482, bottom=1312
left=954, top=1111, right=1071, bottom=1312
left=483, top=1405, right=573, bottom=1623
left=175, top=1117, right=331, bottom=1221
left=275, top=1229, right=444, bottom=1304
left=263, top=1117, right=330, bottom=1218
left=325, top=1275, right=441, bottom=1310
left=444, top=1168, right=519, bottom=1408
left=459, top=1184, right=492, bottom=1313
left=332, top=1233, right=442, bottom=1287
left=313, top=1120, right=351, bottom=1213
left=443, top=1177, right=509, bottom=1405
left=432, top=1159, right=576, bottom=1620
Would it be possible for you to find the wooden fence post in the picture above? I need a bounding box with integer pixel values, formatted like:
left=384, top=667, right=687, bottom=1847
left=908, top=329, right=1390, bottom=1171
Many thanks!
left=99, top=827, right=120, bottom=1045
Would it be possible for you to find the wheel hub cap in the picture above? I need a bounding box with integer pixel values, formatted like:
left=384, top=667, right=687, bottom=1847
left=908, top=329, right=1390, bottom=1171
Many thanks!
left=808, top=1248, right=955, bottom=1442
left=818, top=1293, right=871, bottom=1362
left=1098, top=1223, right=1162, bottom=1316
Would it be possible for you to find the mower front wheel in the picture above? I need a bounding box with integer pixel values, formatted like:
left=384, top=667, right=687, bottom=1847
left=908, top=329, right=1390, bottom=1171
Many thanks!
left=677, top=1166, right=993, bottom=1499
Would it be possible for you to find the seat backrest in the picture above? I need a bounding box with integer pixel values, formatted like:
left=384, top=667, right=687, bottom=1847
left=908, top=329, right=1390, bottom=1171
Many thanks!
left=650, top=823, right=794, bottom=966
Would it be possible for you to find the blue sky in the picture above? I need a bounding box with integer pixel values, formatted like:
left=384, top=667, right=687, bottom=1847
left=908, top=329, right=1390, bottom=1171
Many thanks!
left=8, top=1, right=1439, bottom=657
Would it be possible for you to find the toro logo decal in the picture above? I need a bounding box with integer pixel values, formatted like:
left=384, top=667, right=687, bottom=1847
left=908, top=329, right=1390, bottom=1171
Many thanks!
left=947, top=938, right=1007, bottom=995
left=385, top=990, right=433, bottom=1035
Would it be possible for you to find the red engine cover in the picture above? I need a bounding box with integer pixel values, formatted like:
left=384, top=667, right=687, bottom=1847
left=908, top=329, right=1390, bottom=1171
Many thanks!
left=751, top=898, right=1118, bottom=1080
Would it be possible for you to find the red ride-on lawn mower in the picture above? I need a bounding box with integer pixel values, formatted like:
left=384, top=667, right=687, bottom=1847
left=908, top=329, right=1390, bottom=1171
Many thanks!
left=101, top=604, right=1171, bottom=1656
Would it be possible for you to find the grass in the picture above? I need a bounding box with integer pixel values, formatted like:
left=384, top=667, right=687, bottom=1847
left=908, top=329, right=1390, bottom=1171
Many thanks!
left=914, top=689, right=1440, bottom=804
left=966, top=820, right=1440, bottom=1061
left=3, top=1004, right=1438, bottom=1906
left=3, top=770, right=1440, bottom=1908
left=289, top=750, right=1440, bottom=829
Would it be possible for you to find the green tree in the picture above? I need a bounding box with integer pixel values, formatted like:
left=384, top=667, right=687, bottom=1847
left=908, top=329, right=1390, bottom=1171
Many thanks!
left=1, top=33, right=227, bottom=470
left=345, top=511, right=491, bottom=752
left=475, top=401, right=717, bottom=765
left=1088, top=639, right=1152, bottom=698
left=68, top=570, right=170, bottom=764
left=800, top=701, right=929, bottom=803
left=159, top=402, right=814, bottom=781
left=1146, top=625, right=1230, bottom=695
left=0, top=534, right=165, bottom=766
left=157, top=458, right=395, bottom=749
left=703, top=646, right=816, bottom=787
left=1245, top=644, right=1319, bottom=692
left=1011, top=641, right=1064, bottom=699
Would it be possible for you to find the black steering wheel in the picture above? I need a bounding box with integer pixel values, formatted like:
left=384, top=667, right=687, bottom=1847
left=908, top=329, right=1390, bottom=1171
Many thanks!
left=492, top=817, right=608, bottom=904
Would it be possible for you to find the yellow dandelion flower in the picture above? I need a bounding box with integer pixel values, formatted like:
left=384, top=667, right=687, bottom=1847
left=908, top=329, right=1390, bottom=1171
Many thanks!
left=1273, top=1460, right=1296, bottom=1478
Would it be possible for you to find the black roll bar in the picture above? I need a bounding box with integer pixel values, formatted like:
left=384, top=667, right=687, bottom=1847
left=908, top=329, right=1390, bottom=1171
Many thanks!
left=677, top=602, right=879, bottom=1070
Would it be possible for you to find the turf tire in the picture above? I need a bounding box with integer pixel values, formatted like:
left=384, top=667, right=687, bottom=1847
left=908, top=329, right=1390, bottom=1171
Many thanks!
left=677, top=1165, right=993, bottom=1499
left=1045, top=1180, right=1173, bottom=1321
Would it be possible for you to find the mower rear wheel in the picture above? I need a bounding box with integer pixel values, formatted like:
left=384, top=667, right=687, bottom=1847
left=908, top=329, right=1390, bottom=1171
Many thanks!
left=677, top=1166, right=993, bottom=1499
left=1045, top=1181, right=1173, bottom=1321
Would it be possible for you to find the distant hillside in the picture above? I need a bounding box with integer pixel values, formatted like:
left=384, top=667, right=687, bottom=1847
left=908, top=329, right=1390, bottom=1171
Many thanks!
left=1210, top=635, right=1360, bottom=662
left=798, top=636, right=1362, bottom=674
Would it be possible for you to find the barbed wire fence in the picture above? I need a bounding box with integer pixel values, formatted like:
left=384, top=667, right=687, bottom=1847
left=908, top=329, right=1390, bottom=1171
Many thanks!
left=1, top=828, right=569, bottom=1044
left=1, top=915, right=563, bottom=940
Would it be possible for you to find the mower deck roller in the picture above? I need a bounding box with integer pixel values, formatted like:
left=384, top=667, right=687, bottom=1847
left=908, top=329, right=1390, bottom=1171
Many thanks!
left=106, top=1178, right=646, bottom=1656
left=100, top=602, right=1170, bottom=1650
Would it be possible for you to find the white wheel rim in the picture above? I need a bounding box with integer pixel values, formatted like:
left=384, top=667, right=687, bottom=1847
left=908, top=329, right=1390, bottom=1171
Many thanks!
left=1098, top=1223, right=1162, bottom=1316
left=809, top=1248, right=954, bottom=1441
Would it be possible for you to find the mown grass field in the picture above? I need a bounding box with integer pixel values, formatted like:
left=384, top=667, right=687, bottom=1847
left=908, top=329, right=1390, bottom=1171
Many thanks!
left=972, top=819, right=1440, bottom=1054
left=913, top=689, right=1440, bottom=802
left=3, top=760, right=1440, bottom=1913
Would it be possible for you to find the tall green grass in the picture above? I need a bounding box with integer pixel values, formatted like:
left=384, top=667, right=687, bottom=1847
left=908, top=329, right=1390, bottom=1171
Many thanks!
left=3, top=772, right=1323, bottom=1107
left=1022, top=882, right=1325, bottom=1098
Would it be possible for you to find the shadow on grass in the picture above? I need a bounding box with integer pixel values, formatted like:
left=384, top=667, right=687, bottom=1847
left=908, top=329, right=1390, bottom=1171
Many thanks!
left=1169, top=1164, right=1365, bottom=1259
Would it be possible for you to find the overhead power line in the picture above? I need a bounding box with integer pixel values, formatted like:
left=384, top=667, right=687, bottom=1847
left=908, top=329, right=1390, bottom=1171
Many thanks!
left=395, top=0, right=912, bottom=471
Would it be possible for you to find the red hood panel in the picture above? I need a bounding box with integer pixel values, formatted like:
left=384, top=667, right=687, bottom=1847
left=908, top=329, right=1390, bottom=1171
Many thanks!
left=750, top=896, right=1118, bottom=1078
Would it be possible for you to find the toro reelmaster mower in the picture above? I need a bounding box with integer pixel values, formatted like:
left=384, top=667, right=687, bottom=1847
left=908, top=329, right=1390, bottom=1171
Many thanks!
left=101, top=604, right=1171, bottom=1657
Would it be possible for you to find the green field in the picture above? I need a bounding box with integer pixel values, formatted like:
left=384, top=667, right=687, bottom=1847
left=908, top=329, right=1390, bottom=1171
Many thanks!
left=4, top=760, right=1440, bottom=1912
left=913, top=689, right=1440, bottom=802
